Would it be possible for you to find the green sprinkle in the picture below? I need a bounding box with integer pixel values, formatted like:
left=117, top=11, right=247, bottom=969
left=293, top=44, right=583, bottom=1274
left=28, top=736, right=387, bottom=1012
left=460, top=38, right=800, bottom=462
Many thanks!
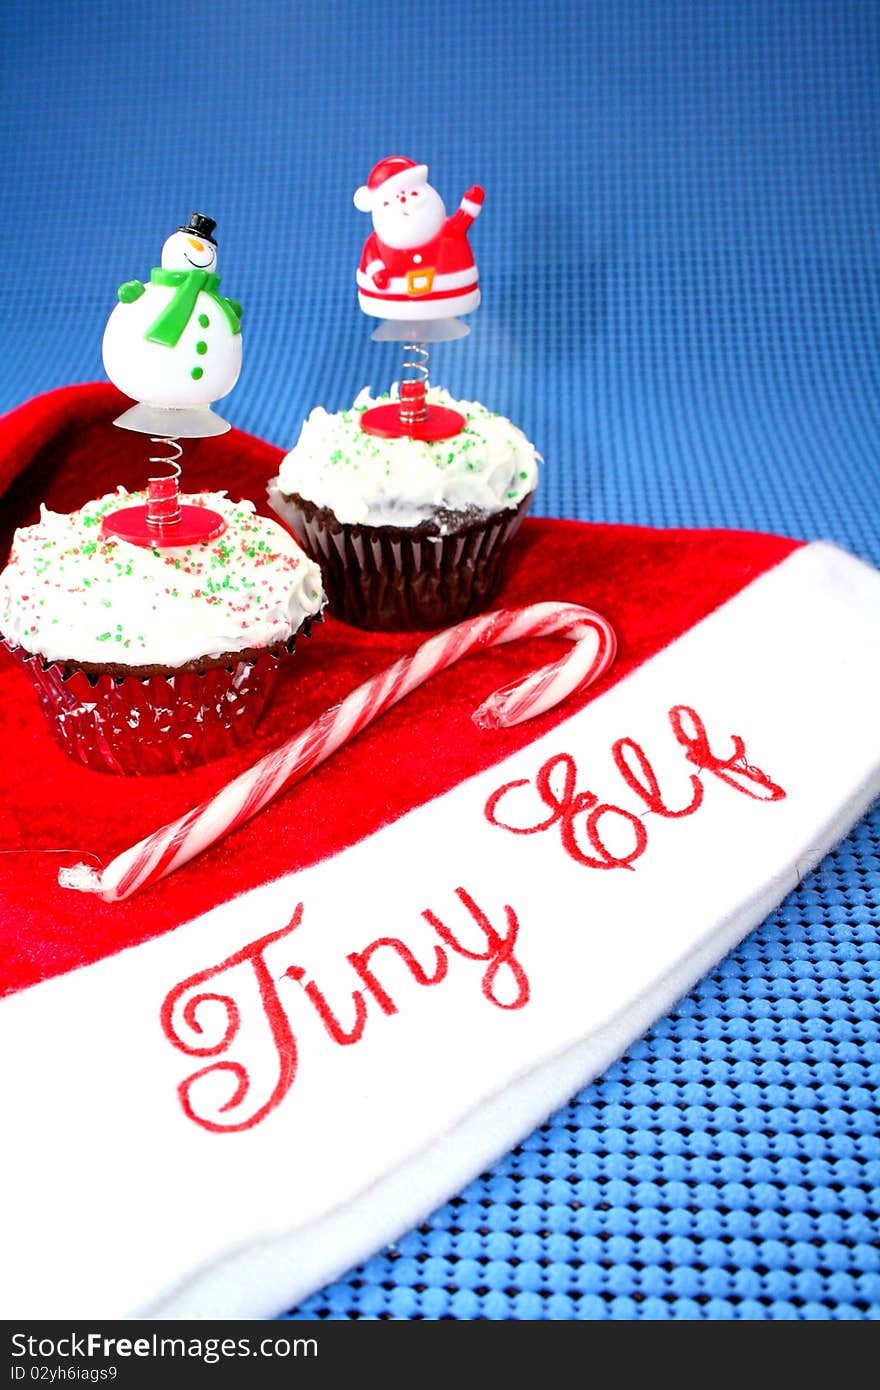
left=96, top=632, right=111, bottom=642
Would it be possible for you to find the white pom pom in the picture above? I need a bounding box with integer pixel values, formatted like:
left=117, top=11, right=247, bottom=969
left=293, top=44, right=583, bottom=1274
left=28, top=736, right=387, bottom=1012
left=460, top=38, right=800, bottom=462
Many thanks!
left=58, top=863, right=105, bottom=894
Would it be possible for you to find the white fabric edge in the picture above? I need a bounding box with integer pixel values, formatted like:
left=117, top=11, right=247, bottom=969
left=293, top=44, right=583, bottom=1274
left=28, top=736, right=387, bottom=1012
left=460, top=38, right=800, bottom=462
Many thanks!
left=145, top=751, right=880, bottom=1320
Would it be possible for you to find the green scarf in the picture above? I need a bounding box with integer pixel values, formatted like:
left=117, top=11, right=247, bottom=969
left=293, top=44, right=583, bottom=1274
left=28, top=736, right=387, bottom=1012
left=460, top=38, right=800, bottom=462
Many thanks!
left=145, top=268, right=242, bottom=348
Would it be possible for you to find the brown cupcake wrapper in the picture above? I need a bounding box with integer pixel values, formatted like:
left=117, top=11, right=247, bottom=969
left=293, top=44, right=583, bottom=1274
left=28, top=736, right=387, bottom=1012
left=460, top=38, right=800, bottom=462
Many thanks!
left=271, top=490, right=534, bottom=631
left=2, top=617, right=320, bottom=776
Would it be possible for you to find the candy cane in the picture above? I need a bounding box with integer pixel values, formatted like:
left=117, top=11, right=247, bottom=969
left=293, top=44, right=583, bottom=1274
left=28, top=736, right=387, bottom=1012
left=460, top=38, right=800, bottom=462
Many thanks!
left=59, top=601, right=616, bottom=903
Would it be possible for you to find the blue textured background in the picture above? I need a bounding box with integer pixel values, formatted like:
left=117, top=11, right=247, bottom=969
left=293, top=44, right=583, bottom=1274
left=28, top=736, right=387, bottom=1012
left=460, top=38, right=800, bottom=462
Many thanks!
left=1, top=0, right=878, bottom=1320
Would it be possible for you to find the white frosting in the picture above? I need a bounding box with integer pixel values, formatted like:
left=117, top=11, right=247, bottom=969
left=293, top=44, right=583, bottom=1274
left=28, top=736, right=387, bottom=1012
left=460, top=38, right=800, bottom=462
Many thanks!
left=0, top=491, right=325, bottom=668
left=271, top=387, right=540, bottom=528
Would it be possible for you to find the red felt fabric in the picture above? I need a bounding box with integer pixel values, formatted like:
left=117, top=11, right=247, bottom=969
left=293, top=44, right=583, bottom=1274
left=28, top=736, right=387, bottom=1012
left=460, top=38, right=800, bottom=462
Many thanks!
left=0, top=384, right=801, bottom=998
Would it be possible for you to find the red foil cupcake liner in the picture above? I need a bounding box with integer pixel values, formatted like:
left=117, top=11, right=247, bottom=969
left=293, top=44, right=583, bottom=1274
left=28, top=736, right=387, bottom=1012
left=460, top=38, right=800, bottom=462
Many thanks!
left=273, top=492, right=534, bottom=632
left=3, top=641, right=296, bottom=775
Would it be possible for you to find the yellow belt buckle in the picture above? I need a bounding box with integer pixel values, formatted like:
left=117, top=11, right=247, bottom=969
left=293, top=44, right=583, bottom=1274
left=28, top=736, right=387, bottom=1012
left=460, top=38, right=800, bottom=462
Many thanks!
left=406, top=266, right=435, bottom=296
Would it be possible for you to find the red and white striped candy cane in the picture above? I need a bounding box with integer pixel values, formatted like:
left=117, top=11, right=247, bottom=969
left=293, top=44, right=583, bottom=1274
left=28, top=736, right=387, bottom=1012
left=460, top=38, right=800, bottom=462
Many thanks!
left=59, top=601, right=616, bottom=903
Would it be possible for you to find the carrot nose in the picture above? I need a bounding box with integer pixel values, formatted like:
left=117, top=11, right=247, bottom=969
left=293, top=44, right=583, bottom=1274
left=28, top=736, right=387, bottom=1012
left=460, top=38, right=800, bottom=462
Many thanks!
left=188, top=238, right=205, bottom=251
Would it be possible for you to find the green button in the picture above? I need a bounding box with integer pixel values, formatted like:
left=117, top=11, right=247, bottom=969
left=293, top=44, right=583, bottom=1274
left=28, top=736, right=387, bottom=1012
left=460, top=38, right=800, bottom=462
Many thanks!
left=198, top=313, right=210, bottom=328
left=191, top=366, right=204, bottom=380
left=196, top=340, right=208, bottom=355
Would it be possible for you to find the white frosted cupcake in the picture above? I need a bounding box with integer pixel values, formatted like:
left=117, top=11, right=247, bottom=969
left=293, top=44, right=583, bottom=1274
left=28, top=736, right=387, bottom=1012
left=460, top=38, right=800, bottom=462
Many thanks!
left=268, top=386, right=540, bottom=631
left=0, top=490, right=326, bottom=774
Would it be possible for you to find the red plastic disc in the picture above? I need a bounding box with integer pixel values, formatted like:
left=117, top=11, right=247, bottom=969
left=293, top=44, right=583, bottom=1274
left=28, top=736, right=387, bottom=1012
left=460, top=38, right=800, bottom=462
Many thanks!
left=101, top=504, right=227, bottom=548
left=360, top=402, right=466, bottom=441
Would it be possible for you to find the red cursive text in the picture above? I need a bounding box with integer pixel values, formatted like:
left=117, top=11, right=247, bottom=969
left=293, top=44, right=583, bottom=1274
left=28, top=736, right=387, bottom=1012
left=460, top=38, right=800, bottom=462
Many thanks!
left=485, top=703, right=785, bottom=871
left=161, top=886, right=528, bottom=1133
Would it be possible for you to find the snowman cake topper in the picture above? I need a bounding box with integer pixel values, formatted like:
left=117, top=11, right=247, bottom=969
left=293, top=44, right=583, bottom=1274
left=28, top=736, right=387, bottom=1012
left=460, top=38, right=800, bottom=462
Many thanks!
left=354, top=157, right=484, bottom=442
left=100, top=213, right=243, bottom=547
left=102, top=212, right=243, bottom=439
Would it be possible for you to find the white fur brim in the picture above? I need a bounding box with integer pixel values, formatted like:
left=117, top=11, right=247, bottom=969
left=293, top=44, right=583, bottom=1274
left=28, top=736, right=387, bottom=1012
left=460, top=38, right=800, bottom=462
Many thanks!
left=357, top=288, right=481, bottom=319
left=354, top=164, right=428, bottom=212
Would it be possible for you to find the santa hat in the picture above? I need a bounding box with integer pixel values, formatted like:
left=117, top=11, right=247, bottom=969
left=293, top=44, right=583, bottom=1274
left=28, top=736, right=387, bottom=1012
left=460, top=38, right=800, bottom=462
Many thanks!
left=2, top=383, right=880, bottom=1318
left=353, top=155, right=429, bottom=212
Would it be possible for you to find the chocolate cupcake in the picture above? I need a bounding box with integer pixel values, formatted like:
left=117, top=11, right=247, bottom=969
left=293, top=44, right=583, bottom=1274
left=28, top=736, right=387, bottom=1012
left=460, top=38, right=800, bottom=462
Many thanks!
left=268, top=386, right=539, bottom=631
left=0, top=490, right=326, bottom=774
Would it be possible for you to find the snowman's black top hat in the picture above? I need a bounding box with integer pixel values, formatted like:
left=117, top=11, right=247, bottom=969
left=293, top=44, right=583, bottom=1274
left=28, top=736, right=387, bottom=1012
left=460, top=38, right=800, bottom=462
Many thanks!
left=179, top=213, right=217, bottom=245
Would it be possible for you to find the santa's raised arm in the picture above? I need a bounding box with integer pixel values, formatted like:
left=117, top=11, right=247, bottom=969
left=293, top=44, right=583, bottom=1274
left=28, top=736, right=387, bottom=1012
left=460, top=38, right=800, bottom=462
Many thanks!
left=445, top=184, right=485, bottom=237
left=354, top=156, right=484, bottom=321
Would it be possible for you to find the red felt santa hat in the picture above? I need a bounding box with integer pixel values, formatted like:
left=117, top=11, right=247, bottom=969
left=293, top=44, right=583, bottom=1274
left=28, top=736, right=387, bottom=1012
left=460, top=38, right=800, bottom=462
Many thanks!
left=2, top=384, right=880, bottom=1320
left=353, top=154, right=429, bottom=212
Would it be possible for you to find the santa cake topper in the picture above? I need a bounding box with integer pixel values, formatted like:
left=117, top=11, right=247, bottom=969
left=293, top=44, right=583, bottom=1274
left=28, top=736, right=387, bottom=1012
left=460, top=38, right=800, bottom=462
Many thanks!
left=100, top=213, right=244, bottom=546
left=354, top=157, right=484, bottom=441
left=354, top=156, right=484, bottom=322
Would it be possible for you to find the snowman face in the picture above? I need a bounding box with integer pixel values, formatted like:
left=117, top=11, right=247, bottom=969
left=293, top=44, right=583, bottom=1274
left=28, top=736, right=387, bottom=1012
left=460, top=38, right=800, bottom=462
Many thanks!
left=372, top=179, right=446, bottom=249
left=160, top=231, right=218, bottom=272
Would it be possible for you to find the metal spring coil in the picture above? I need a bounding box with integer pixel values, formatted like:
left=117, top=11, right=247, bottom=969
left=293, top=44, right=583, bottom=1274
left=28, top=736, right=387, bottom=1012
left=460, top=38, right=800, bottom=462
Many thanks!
left=399, top=343, right=430, bottom=425
left=146, top=437, right=183, bottom=526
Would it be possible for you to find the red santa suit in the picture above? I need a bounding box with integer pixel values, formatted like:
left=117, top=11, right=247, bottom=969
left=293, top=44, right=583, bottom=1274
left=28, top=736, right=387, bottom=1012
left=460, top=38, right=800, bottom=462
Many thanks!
left=354, top=158, right=484, bottom=321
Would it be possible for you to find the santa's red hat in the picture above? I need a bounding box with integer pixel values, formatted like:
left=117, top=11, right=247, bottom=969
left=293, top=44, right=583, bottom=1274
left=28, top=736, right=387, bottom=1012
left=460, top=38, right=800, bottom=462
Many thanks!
left=354, top=155, right=428, bottom=212
left=3, top=384, right=880, bottom=1319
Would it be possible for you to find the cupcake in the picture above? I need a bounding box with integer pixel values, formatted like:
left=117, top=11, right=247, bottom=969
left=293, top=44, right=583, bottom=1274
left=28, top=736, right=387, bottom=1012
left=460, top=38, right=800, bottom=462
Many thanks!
left=267, top=386, right=539, bottom=631
left=0, top=489, right=325, bottom=775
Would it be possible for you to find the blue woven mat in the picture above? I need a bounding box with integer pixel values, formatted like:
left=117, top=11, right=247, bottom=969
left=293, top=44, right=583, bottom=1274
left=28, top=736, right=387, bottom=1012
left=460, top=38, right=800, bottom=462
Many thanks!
left=1, top=0, right=877, bottom=1320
